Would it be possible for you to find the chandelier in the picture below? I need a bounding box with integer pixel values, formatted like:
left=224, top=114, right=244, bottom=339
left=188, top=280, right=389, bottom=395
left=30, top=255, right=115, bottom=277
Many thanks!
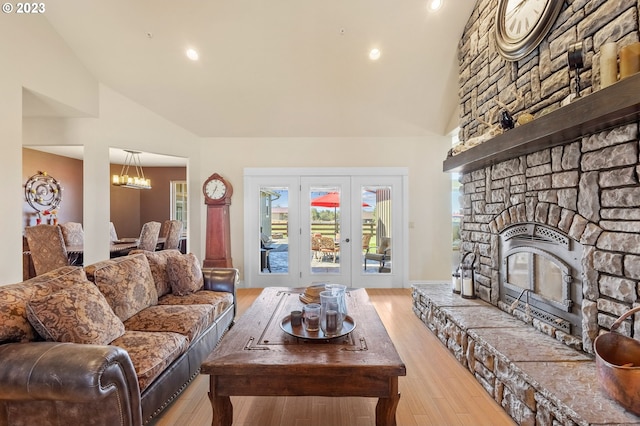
left=112, top=150, right=152, bottom=189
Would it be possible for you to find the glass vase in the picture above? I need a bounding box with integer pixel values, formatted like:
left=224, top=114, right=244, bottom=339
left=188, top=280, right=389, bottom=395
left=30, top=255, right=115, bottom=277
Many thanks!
left=319, top=290, right=343, bottom=337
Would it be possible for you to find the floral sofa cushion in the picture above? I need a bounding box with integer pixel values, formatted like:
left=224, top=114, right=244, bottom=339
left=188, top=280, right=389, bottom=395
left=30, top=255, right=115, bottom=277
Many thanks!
left=167, top=253, right=204, bottom=296
left=159, top=291, right=233, bottom=318
left=26, top=280, right=125, bottom=345
left=0, top=266, right=87, bottom=343
left=85, top=254, right=158, bottom=321
left=110, top=330, right=189, bottom=392
left=128, top=249, right=182, bottom=297
left=123, top=304, right=215, bottom=343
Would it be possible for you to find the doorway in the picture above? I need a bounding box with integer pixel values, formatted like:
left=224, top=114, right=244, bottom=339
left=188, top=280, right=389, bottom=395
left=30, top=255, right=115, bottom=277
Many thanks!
left=244, top=168, right=407, bottom=288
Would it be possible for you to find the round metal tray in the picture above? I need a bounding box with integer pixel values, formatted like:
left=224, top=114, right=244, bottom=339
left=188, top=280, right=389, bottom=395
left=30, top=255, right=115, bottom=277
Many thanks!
left=280, top=314, right=356, bottom=340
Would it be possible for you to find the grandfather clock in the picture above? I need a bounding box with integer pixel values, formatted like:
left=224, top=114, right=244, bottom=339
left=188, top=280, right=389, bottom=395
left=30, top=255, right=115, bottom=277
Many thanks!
left=202, top=173, right=233, bottom=268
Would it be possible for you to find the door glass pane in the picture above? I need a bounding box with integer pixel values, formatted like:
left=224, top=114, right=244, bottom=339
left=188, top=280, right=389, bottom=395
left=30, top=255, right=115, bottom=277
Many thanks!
left=534, top=255, right=563, bottom=303
left=260, top=186, right=288, bottom=273
left=310, top=186, right=341, bottom=274
left=507, top=252, right=529, bottom=288
left=363, top=185, right=392, bottom=274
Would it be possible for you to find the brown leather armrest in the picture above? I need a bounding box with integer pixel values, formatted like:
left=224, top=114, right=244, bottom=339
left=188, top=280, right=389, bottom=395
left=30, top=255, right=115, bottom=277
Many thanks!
left=0, top=342, right=140, bottom=418
left=202, top=267, right=238, bottom=293
left=202, top=267, right=239, bottom=315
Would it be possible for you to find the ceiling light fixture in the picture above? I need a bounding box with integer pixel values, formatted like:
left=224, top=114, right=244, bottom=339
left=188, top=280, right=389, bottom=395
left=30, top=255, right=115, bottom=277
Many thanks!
left=428, top=0, right=443, bottom=11
left=186, top=48, right=199, bottom=61
left=112, top=150, right=152, bottom=190
left=369, top=48, right=381, bottom=61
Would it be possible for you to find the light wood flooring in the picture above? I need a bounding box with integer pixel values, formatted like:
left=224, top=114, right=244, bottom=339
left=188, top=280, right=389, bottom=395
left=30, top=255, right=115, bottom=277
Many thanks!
left=155, top=288, right=515, bottom=426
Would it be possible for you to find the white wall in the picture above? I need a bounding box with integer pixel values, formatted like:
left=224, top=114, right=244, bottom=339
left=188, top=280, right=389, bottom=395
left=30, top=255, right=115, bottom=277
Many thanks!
left=4, top=14, right=454, bottom=285
left=23, top=86, right=202, bottom=267
left=3, top=15, right=202, bottom=283
left=0, top=15, right=98, bottom=283
left=199, top=136, right=453, bottom=283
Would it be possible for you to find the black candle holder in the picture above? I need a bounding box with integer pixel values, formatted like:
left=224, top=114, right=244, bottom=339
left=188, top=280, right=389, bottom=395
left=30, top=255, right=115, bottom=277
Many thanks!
left=567, top=42, right=584, bottom=99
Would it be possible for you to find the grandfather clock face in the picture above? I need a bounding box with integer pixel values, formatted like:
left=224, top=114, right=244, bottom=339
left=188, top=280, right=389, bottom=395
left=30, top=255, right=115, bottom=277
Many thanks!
left=203, top=173, right=233, bottom=205
left=203, top=173, right=233, bottom=268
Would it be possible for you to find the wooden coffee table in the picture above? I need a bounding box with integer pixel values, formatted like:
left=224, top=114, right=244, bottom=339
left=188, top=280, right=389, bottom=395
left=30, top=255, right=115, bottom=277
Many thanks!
left=201, top=287, right=406, bottom=426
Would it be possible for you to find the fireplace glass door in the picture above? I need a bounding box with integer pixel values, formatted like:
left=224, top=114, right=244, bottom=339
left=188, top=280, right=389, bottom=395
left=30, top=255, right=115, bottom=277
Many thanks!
left=506, top=249, right=565, bottom=306
left=499, top=223, right=583, bottom=338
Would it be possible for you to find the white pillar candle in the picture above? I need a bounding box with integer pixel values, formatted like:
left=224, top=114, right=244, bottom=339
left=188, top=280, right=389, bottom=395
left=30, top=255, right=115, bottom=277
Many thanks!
left=462, top=278, right=473, bottom=296
left=452, top=276, right=461, bottom=293
left=620, top=42, right=640, bottom=79
left=600, top=42, right=618, bottom=89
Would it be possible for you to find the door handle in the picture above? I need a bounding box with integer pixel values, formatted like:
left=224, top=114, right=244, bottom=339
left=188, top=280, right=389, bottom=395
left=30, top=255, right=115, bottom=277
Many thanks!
left=344, top=238, right=350, bottom=243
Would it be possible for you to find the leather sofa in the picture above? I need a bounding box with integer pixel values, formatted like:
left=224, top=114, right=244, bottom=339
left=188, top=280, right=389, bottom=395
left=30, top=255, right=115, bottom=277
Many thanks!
left=0, top=249, right=237, bottom=425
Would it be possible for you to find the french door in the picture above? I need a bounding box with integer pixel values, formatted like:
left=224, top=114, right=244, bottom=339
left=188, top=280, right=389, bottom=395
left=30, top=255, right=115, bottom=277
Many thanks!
left=299, top=176, right=352, bottom=286
left=244, top=168, right=407, bottom=288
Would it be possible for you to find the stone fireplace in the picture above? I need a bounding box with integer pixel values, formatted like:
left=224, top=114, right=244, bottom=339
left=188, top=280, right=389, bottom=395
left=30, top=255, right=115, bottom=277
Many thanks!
left=454, top=122, right=640, bottom=354
left=447, top=0, right=640, bottom=356
left=411, top=2, right=640, bottom=423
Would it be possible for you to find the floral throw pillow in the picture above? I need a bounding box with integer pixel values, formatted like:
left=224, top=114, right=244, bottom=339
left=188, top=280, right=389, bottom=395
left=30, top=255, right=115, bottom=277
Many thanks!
left=167, top=253, right=204, bottom=296
left=26, top=280, right=125, bottom=345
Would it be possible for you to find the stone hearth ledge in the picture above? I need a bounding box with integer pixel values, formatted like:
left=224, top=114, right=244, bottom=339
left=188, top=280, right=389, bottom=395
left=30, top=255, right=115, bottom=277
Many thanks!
left=411, top=282, right=640, bottom=425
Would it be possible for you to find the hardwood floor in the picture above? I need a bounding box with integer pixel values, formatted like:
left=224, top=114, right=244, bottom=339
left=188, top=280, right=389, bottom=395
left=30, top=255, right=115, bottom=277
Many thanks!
left=154, top=288, right=515, bottom=426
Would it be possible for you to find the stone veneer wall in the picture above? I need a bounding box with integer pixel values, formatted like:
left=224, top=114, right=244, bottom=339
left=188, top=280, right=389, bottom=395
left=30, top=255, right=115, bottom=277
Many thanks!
left=461, top=125, right=640, bottom=354
left=457, top=0, right=640, bottom=354
left=459, top=0, right=639, bottom=142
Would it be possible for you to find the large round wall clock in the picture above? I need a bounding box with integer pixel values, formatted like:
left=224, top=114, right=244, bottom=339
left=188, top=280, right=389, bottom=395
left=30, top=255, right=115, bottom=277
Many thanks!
left=495, top=0, right=563, bottom=61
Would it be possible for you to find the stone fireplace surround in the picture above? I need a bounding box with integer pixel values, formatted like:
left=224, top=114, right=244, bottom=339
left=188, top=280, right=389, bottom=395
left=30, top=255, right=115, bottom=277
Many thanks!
left=417, top=90, right=640, bottom=424
left=415, top=77, right=640, bottom=426
left=455, top=119, right=640, bottom=355
left=413, top=103, right=640, bottom=423
left=416, top=3, right=640, bottom=423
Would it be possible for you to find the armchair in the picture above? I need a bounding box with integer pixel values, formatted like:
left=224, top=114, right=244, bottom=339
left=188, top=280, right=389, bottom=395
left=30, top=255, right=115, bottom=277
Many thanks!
left=364, top=236, right=391, bottom=272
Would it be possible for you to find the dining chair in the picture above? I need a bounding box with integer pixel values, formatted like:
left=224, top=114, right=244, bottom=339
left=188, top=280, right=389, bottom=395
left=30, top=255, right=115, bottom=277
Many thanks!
left=163, top=220, right=183, bottom=250
left=311, top=234, right=323, bottom=259
left=362, top=233, right=372, bottom=254
left=24, top=225, right=69, bottom=276
left=159, top=219, right=171, bottom=239
left=109, top=222, right=119, bottom=242
left=59, top=222, right=85, bottom=266
left=319, top=236, right=339, bottom=263
left=59, top=222, right=84, bottom=246
left=137, top=221, right=161, bottom=251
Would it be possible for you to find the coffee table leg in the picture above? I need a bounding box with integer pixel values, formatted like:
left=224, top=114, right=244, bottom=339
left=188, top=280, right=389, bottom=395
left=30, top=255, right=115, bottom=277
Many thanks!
left=375, top=377, right=401, bottom=426
left=209, top=376, right=233, bottom=426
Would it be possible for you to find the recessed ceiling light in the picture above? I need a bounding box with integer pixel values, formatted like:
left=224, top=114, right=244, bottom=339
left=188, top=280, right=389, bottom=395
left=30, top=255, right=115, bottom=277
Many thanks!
left=186, top=48, right=199, bottom=61
left=428, top=0, right=443, bottom=11
left=369, top=48, right=381, bottom=61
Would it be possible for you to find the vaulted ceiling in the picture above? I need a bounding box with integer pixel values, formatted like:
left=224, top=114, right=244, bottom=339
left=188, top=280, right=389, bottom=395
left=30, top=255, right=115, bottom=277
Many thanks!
left=42, top=0, right=475, bottom=138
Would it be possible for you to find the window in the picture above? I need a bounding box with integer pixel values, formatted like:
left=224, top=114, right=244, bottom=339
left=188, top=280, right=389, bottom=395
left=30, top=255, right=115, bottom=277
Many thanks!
left=451, top=130, right=462, bottom=270
left=171, top=181, right=187, bottom=236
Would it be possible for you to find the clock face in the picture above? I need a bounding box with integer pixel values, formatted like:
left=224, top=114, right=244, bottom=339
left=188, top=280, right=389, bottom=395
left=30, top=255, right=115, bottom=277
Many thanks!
left=205, top=179, right=227, bottom=200
left=495, top=0, right=562, bottom=61
left=503, top=0, right=546, bottom=40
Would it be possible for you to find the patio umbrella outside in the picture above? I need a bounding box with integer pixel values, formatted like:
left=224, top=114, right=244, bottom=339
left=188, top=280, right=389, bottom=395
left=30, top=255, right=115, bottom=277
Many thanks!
left=310, top=192, right=369, bottom=235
